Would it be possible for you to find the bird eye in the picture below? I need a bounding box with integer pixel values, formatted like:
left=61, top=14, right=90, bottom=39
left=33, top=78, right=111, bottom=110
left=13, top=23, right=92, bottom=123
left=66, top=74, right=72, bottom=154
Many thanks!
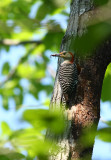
left=63, top=51, right=66, bottom=55
left=60, top=51, right=67, bottom=55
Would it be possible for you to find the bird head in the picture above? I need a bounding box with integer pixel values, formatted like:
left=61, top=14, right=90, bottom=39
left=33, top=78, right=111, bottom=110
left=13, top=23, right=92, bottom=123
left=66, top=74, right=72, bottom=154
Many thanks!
left=51, top=51, right=74, bottom=63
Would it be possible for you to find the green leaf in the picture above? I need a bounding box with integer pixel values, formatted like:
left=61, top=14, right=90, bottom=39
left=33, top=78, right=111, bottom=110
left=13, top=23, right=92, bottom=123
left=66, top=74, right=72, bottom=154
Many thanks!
left=101, top=63, right=111, bottom=101
left=0, top=88, right=13, bottom=97
left=43, top=99, right=50, bottom=107
left=94, top=0, right=109, bottom=7
left=4, top=80, right=18, bottom=89
left=44, top=31, right=64, bottom=51
left=0, top=0, right=12, bottom=7
left=80, top=126, right=97, bottom=147
left=1, top=121, right=12, bottom=136
left=0, top=155, right=10, bottom=160
left=14, top=94, right=23, bottom=108
left=36, top=3, right=51, bottom=20
left=0, top=148, right=25, bottom=160
left=2, top=62, right=10, bottom=75
left=12, top=31, right=33, bottom=40
left=2, top=96, right=8, bottom=110
left=17, top=63, right=45, bottom=79
left=13, top=138, right=56, bottom=159
left=36, top=1, right=60, bottom=21
left=6, top=152, right=25, bottom=160
left=31, top=44, right=45, bottom=55
left=97, top=127, right=111, bottom=142
left=10, top=128, right=43, bottom=140
left=102, top=120, right=111, bottom=127
left=23, top=109, right=65, bottom=134
left=9, top=128, right=58, bottom=159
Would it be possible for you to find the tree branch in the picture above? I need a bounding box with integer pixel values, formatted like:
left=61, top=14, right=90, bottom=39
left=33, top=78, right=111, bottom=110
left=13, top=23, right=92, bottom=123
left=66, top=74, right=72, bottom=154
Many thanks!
left=47, top=0, right=111, bottom=159
left=0, top=39, right=42, bottom=46
left=0, top=46, right=36, bottom=87
left=0, top=68, right=16, bottom=87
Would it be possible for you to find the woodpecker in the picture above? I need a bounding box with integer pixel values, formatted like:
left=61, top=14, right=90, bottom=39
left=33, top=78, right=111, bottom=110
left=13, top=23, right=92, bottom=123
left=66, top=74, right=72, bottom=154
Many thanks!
left=51, top=51, right=78, bottom=106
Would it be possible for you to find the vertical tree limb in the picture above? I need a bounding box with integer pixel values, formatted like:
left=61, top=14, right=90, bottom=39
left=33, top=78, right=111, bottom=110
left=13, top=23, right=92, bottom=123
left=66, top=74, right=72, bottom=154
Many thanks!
left=48, top=0, right=111, bottom=159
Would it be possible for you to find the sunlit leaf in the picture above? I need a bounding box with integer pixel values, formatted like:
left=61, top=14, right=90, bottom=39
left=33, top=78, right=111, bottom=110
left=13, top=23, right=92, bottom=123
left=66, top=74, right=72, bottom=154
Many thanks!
left=12, top=31, right=33, bottom=40
left=32, top=44, right=45, bottom=55
left=17, top=63, right=45, bottom=79
left=10, top=128, right=43, bottom=140
left=12, top=138, right=57, bottom=160
left=1, top=121, right=12, bottom=136
left=0, top=0, right=12, bottom=7
left=43, top=99, right=50, bottom=107
left=9, top=128, right=58, bottom=160
left=0, top=88, right=13, bottom=97
left=4, top=80, right=18, bottom=89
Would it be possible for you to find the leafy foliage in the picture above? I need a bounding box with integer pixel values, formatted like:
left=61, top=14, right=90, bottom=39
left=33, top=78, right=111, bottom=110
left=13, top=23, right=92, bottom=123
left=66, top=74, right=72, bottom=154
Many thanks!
left=0, top=0, right=68, bottom=159
left=23, top=109, right=65, bottom=134
left=0, top=0, right=67, bottom=110
left=0, top=109, right=65, bottom=160
left=0, top=0, right=111, bottom=159
left=73, top=22, right=111, bottom=55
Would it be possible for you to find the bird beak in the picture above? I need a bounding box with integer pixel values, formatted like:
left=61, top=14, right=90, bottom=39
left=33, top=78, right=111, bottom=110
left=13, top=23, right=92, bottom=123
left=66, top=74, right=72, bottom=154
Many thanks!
left=51, top=54, right=61, bottom=57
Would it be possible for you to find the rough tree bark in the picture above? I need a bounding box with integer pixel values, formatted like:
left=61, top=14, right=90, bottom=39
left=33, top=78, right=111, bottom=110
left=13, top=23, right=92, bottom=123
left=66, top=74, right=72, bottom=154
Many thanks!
left=48, top=0, right=111, bottom=159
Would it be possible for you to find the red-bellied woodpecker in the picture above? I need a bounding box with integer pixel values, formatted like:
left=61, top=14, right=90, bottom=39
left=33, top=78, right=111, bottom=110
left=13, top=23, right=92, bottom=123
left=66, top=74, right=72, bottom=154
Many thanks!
left=51, top=51, right=78, bottom=106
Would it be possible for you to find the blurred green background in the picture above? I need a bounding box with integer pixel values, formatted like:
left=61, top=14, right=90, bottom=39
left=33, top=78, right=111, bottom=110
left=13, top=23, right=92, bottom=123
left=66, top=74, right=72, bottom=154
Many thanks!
left=0, top=0, right=111, bottom=160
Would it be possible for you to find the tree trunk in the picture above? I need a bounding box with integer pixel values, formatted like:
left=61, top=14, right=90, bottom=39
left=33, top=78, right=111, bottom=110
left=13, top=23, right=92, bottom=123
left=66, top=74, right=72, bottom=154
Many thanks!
left=48, top=0, right=111, bottom=159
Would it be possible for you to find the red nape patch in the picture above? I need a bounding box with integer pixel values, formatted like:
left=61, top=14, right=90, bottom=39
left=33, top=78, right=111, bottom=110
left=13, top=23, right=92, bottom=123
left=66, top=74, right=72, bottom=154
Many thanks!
left=69, top=52, right=74, bottom=63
